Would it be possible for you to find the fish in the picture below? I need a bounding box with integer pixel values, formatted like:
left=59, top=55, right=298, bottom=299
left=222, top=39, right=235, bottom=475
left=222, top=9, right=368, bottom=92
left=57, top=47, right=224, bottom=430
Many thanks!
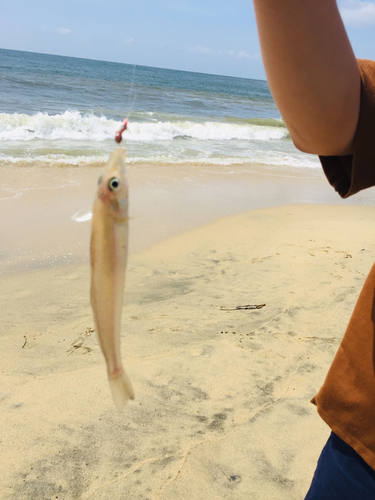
left=90, top=147, right=134, bottom=410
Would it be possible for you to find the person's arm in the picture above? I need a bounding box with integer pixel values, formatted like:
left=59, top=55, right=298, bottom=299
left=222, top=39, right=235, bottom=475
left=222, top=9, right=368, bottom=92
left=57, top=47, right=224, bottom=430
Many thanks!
left=253, top=0, right=361, bottom=156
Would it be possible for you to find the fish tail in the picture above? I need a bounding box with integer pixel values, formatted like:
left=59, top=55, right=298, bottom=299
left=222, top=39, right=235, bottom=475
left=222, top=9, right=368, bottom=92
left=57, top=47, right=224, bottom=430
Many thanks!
left=108, top=369, right=134, bottom=411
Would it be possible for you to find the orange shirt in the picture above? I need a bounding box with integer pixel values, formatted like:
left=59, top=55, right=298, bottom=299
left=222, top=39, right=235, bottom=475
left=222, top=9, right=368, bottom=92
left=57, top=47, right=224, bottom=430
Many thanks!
left=312, top=59, right=375, bottom=469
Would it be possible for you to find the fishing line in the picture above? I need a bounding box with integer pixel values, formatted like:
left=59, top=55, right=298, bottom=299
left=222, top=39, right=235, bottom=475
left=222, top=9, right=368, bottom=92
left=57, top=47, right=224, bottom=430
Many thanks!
left=72, top=65, right=136, bottom=223
left=122, top=63, right=139, bottom=122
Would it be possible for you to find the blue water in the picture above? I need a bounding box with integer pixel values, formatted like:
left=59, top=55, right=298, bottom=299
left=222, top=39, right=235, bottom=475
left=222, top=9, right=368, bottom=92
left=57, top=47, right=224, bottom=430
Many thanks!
left=0, top=48, right=319, bottom=169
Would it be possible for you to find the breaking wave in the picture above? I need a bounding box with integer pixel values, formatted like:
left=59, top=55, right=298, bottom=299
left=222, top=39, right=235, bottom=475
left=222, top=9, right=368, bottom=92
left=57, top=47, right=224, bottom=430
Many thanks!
left=0, top=111, right=289, bottom=142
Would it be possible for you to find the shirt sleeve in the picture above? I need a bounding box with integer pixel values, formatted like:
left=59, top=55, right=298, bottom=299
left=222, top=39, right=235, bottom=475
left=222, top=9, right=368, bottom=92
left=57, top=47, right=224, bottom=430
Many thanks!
left=319, top=59, right=375, bottom=198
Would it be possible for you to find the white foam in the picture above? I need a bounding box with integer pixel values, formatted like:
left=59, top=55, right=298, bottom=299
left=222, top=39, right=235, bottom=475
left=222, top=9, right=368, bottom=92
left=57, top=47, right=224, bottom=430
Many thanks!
left=0, top=111, right=321, bottom=171
left=0, top=111, right=118, bottom=141
left=0, top=151, right=319, bottom=169
left=127, top=120, right=288, bottom=142
left=0, top=154, right=107, bottom=165
left=128, top=154, right=319, bottom=169
left=0, top=111, right=288, bottom=142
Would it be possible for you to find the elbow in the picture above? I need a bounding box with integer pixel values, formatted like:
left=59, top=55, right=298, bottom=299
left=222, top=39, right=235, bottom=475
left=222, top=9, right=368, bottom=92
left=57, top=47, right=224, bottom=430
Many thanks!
left=289, top=130, right=355, bottom=157
left=284, top=101, right=359, bottom=157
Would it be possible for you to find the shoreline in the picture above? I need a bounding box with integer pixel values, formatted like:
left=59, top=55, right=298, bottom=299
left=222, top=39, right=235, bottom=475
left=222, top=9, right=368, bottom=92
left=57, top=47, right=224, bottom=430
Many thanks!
left=2, top=161, right=375, bottom=276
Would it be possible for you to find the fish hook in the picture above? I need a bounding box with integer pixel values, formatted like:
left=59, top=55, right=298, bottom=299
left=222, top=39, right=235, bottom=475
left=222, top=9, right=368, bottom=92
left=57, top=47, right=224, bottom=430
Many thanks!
left=115, top=119, right=128, bottom=143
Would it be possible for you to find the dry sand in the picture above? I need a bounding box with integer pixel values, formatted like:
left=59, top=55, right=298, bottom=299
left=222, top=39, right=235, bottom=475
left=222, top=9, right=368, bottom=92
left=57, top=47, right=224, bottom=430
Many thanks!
left=2, top=192, right=375, bottom=499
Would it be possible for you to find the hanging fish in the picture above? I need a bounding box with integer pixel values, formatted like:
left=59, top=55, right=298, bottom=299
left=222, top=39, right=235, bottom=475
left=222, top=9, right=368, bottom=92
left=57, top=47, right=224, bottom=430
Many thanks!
left=90, top=137, right=134, bottom=410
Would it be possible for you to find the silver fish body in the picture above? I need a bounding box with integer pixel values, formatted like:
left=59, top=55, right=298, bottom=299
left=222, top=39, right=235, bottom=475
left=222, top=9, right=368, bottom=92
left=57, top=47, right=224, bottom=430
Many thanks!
left=90, top=148, right=134, bottom=409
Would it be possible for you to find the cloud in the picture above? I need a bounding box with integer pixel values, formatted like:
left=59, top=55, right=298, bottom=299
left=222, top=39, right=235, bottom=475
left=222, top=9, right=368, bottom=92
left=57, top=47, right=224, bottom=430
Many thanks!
left=58, top=27, right=72, bottom=35
left=237, top=51, right=258, bottom=60
left=339, top=0, right=375, bottom=26
left=124, top=38, right=134, bottom=45
left=189, top=46, right=257, bottom=60
left=217, top=49, right=234, bottom=57
left=190, top=45, right=215, bottom=55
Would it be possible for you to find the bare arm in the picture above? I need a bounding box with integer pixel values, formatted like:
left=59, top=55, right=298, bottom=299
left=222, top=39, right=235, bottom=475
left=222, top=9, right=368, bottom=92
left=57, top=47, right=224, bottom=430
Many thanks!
left=253, top=0, right=361, bottom=156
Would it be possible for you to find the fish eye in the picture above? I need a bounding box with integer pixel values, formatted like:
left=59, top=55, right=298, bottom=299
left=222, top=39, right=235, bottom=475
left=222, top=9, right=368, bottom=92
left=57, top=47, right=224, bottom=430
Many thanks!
left=108, top=177, right=120, bottom=192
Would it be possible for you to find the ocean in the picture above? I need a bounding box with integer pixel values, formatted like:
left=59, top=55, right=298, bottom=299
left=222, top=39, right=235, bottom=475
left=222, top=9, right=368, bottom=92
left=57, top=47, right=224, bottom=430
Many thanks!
left=0, top=48, right=319, bottom=171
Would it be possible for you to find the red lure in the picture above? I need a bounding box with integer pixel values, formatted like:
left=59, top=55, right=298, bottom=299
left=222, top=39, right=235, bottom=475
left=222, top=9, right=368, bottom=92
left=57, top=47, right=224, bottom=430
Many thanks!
left=115, top=119, right=128, bottom=143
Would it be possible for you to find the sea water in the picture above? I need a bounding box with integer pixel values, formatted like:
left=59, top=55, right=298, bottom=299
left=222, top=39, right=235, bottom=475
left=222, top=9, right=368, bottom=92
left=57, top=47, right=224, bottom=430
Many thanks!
left=0, top=48, right=319, bottom=171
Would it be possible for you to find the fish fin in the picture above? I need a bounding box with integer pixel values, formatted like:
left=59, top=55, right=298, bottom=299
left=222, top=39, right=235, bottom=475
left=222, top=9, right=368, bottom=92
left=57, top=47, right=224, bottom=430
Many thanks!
left=109, top=370, right=134, bottom=411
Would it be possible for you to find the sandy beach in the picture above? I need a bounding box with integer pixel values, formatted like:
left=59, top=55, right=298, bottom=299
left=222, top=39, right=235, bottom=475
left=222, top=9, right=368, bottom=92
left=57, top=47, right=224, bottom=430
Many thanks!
left=2, top=163, right=375, bottom=499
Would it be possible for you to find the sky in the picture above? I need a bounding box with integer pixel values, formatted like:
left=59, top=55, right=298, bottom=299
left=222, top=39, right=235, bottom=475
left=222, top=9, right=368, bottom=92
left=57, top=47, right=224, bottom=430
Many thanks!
left=0, top=0, right=375, bottom=80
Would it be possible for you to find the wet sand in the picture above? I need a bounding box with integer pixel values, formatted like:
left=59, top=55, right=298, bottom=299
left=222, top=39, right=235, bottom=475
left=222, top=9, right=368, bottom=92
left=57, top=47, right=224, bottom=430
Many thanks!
left=1, top=162, right=375, bottom=499
left=2, top=161, right=375, bottom=276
